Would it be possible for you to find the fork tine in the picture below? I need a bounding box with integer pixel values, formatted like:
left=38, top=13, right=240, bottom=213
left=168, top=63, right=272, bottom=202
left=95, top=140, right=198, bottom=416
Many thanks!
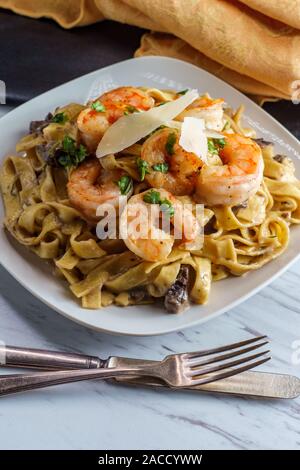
left=183, top=335, right=268, bottom=360
left=186, top=350, right=270, bottom=378
left=186, top=341, right=269, bottom=368
left=190, top=356, right=271, bottom=387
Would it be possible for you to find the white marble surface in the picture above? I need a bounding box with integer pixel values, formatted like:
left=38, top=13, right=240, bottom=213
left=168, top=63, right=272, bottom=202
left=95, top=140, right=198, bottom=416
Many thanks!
left=0, top=104, right=300, bottom=450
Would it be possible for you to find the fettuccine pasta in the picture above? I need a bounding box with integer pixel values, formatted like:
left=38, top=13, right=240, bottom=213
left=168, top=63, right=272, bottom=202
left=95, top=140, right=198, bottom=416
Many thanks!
left=0, top=87, right=299, bottom=313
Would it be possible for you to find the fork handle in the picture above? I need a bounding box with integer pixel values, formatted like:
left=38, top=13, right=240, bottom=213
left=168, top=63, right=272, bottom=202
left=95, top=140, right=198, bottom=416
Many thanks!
left=0, top=367, right=147, bottom=397
left=0, top=345, right=104, bottom=370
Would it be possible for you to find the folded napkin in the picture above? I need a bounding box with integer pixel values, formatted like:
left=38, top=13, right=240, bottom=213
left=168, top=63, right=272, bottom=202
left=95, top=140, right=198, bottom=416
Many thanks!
left=135, top=33, right=290, bottom=104
left=1, top=0, right=299, bottom=102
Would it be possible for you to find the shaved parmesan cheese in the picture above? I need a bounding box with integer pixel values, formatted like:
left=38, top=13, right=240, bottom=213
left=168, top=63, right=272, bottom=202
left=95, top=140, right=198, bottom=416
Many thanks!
left=163, top=120, right=182, bottom=130
left=96, top=90, right=199, bottom=158
left=205, top=130, right=225, bottom=139
left=163, top=120, right=225, bottom=140
left=179, top=117, right=208, bottom=163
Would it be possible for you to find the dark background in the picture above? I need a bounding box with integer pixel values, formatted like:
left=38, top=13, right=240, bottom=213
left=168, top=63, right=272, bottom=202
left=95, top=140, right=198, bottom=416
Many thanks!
left=0, top=9, right=299, bottom=139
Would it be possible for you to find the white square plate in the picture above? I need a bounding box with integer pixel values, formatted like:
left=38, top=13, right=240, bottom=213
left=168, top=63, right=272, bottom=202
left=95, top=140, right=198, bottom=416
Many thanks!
left=0, top=56, right=299, bottom=336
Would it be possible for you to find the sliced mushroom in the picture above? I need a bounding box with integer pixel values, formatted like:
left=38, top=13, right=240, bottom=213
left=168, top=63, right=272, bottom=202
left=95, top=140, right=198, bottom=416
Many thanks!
left=130, top=288, right=148, bottom=303
left=233, top=200, right=248, bottom=212
left=254, top=138, right=273, bottom=148
left=29, top=113, right=53, bottom=134
left=204, top=215, right=217, bottom=235
left=273, top=154, right=288, bottom=164
left=36, top=142, right=60, bottom=166
left=164, top=265, right=190, bottom=314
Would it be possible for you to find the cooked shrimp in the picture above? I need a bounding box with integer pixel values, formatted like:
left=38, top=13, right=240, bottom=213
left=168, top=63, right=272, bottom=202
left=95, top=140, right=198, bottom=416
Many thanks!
left=78, top=87, right=155, bottom=152
left=176, top=95, right=225, bottom=131
left=120, top=189, right=201, bottom=262
left=141, top=128, right=202, bottom=196
left=67, top=158, right=132, bottom=222
left=195, top=133, right=264, bottom=206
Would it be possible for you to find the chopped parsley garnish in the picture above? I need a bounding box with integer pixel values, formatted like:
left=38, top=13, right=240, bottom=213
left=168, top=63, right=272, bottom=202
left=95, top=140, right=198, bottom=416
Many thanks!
left=160, top=199, right=175, bottom=217
left=117, top=175, right=133, bottom=195
left=218, top=138, right=226, bottom=148
left=207, top=139, right=218, bottom=155
left=51, top=112, right=68, bottom=124
left=57, top=136, right=88, bottom=168
left=57, top=154, right=71, bottom=167
left=177, top=89, right=189, bottom=95
left=143, top=190, right=175, bottom=217
left=152, top=162, right=169, bottom=173
left=136, top=158, right=150, bottom=181
left=124, top=105, right=139, bottom=115
left=91, top=101, right=106, bottom=112
left=207, top=138, right=226, bottom=156
left=156, top=102, right=167, bottom=107
left=143, top=190, right=161, bottom=205
left=62, top=136, right=76, bottom=154
left=165, top=132, right=177, bottom=155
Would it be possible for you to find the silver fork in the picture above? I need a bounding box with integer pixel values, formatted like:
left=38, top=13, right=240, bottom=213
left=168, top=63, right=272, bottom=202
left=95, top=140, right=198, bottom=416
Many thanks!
left=0, top=336, right=270, bottom=397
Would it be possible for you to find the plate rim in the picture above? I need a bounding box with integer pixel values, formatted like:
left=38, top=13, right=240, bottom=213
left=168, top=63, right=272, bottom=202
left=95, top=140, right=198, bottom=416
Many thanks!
left=0, top=55, right=299, bottom=336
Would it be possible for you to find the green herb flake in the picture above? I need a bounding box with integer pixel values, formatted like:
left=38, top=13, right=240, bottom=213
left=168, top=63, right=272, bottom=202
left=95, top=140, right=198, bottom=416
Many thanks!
left=165, top=132, right=177, bottom=155
left=62, top=136, right=76, bottom=154
left=52, top=112, right=68, bottom=124
left=207, top=138, right=226, bottom=156
left=143, top=190, right=162, bottom=205
left=117, top=175, right=133, bottom=196
left=160, top=199, right=175, bottom=217
left=57, top=154, right=72, bottom=168
left=75, top=144, right=88, bottom=164
left=207, top=139, right=218, bottom=156
left=58, top=136, right=88, bottom=168
left=152, top=162, right=169, bottom=173
left=217, top=138, right=226, bottom=148
left=143, top=190, right=175, bottom=217
left=136, top=158, right=150, bottom=181
left=91, top=101, right=106, bottom=113
left=177, top=89, right=189, bottom=95
left=124, top=105, right=139, bottom=115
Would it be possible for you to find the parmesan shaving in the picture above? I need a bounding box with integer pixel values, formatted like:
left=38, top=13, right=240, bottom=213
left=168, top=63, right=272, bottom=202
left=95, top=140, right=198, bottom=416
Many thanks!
left=205, top=130, right=225, bottom=139
left=96, top=90, right=199, bottom=158
left=179, top=117, right=208, bottom=163
left=162, top=120, right=225, bottom=139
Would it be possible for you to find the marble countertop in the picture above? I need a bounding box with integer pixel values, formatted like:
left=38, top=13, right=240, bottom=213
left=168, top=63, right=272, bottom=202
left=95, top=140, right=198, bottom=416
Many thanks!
left=0, top=105, right=299, bottom=450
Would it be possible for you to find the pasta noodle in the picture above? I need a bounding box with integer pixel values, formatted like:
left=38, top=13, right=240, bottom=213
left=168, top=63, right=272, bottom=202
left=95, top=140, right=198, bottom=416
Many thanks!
left=1, top=88, right=299, bottom=313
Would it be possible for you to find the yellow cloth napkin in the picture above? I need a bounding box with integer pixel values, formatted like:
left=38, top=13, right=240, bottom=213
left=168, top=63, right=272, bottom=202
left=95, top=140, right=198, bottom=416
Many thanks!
left=1, top=0, right=299, bottom=102
left=135, top=32, right=291, bottom=104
